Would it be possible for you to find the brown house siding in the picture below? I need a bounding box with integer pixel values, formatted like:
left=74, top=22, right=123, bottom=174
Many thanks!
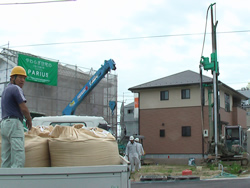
left=220, top=109, right=233, bottom=125
left=220, top=107, right=247, bottom=128
left=140, top=106, right=246, bottom=155
left=233, top=107, right=247, bottom=128
left=140, top=106, right=206, bottom=155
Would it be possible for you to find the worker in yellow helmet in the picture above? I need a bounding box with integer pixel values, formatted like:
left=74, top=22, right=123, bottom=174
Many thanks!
left=1, top=66, right=32, bottom=168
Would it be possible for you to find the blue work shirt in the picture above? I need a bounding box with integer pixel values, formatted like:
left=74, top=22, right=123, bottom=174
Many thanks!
left=1, top=83, right=26, bottom=120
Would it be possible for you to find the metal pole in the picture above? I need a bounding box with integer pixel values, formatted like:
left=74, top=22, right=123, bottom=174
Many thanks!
left=199, top=67, right=205, bottom=159
left=211, top=5, right=219, bottom=159
left=213, top=68, right=218, bottom=159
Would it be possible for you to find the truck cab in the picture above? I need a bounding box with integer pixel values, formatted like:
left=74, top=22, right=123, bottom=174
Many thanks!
left=32, top=115, right=111, bottom=131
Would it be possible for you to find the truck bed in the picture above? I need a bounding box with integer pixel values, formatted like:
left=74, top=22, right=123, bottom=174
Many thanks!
left=0, top=156, right=131, bottom=188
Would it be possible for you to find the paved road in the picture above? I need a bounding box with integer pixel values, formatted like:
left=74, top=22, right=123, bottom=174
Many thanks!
left=131, top=177, right=250, bottom=188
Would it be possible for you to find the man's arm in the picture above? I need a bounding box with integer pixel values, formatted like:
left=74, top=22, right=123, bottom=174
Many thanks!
left=141, top=145, right=145, bottom=155
left=19, top=102, right=32, bottom=130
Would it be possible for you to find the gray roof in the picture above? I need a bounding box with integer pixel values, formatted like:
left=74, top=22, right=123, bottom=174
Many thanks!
left=129, top=70, right=212, bottom=90
left=124, top=102, right=134, bottom=108
left=238, top=89, right=250, bottom=98
left=128, top=70, right=248, bottom=100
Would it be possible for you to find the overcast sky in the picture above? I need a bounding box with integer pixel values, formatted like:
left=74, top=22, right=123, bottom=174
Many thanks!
left=1, top=0, right=250, bottom=110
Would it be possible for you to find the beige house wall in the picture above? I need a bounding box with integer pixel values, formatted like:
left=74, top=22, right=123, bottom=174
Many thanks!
left=220, top=89, right=233, bottom=111
left=140, top=85, right=204, bottom=109
left=139, top=85, right=234, bottom=110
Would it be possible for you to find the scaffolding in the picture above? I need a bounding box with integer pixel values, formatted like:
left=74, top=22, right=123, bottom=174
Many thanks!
left=0, top=48, right=118, bottom=132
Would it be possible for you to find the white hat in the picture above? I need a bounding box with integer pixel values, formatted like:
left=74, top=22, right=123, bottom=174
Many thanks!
left=135, top=138, right=139, bottom=142
left=129, top=136, right=134, bottom=140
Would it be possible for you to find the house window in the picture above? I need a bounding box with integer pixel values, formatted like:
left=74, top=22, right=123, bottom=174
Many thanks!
left=181, top=89, right=190, bottom=99
left=160, top=129, right=165, bottom=137
left=182, top=126, right=191, bottom=137
left=128, top=109, right=134, bottom=114
left=225, top=93, right=230, bottom=112
left=160, top=91, right=169, bottom=100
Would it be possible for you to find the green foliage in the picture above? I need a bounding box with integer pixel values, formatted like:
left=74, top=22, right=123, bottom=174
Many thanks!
left=227, top=163, right=242, bottom=175
left=207, top=163, right=216, bottom=170
left=167, top=168, right=173, bottom=174
left=189, top=167, right=195, bottom=171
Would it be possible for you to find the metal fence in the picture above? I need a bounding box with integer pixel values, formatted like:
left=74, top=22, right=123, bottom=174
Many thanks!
left=0, top=48, right=117, bottom=131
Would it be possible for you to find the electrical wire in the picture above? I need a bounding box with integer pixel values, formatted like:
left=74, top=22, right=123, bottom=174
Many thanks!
left=9, top=33, right=205, bottom=48
left=0, top=43, right=9, bottom=48
left=200, top=3, right=214, bottom=59
left=0, top=0, right=75, bottom=5
left=5, top=29, right=250, bottom=49
left=227, top=81, right=250, bottom=85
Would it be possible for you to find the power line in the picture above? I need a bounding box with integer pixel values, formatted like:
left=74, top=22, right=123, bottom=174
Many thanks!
left=0, top=0, right=75, bottom=5
left=226, top=81, right=249, bottom=85
left=0, top=43, right=9, bottom=48
left=8, top=29, right=250, bottom=48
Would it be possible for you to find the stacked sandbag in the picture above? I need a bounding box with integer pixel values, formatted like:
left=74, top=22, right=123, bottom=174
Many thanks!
left=78, top=127, right=116, bottom=140
left=49, top=125, right=80, bottom=139
left=27, top=125, right=53, bottom=137
left=24, top=134, right=50, bottom=167
left=1, top=125, right=120, bottom=167
left=48, top=125, right=120, bottom=167
left=24, top=126, right=52, bottom=167
left=0, top=133, right=1, bottom=165
left=0, top=128, right=51, bottom=167
left=72, top=124, right=85, bottom=129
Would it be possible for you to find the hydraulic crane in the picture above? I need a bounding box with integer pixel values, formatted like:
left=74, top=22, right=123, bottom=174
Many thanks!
left=62, top=59, right=116, bottom=115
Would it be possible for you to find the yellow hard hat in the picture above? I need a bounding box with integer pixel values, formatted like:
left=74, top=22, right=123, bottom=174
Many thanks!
left=10, top=66, right=27, bottom=77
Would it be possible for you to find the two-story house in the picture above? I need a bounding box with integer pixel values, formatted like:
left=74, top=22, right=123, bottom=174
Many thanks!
left=128, top=70, right=247, bottom=161
left=123, top=102, right=139, bottom=137
left=238, top=87, right=250, bottom=129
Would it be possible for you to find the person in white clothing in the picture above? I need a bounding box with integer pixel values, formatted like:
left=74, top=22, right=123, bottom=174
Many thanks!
left=125, top=136, right=139, bottom=172
left=135, top=138, right=144, bottom=169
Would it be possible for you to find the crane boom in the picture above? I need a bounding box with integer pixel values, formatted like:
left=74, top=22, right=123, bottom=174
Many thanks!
left=62, top=59, right=116, bottom=115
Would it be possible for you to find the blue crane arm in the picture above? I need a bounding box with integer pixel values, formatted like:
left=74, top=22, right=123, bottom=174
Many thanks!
left=62, top=59, right=116, bottom=115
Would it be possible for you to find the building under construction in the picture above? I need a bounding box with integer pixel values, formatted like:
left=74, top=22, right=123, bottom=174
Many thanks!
left=0, top=48, right=118, bottom=131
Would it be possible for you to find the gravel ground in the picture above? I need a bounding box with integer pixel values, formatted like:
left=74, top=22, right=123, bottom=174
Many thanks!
left=129, top=164, right=250, bottom=182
